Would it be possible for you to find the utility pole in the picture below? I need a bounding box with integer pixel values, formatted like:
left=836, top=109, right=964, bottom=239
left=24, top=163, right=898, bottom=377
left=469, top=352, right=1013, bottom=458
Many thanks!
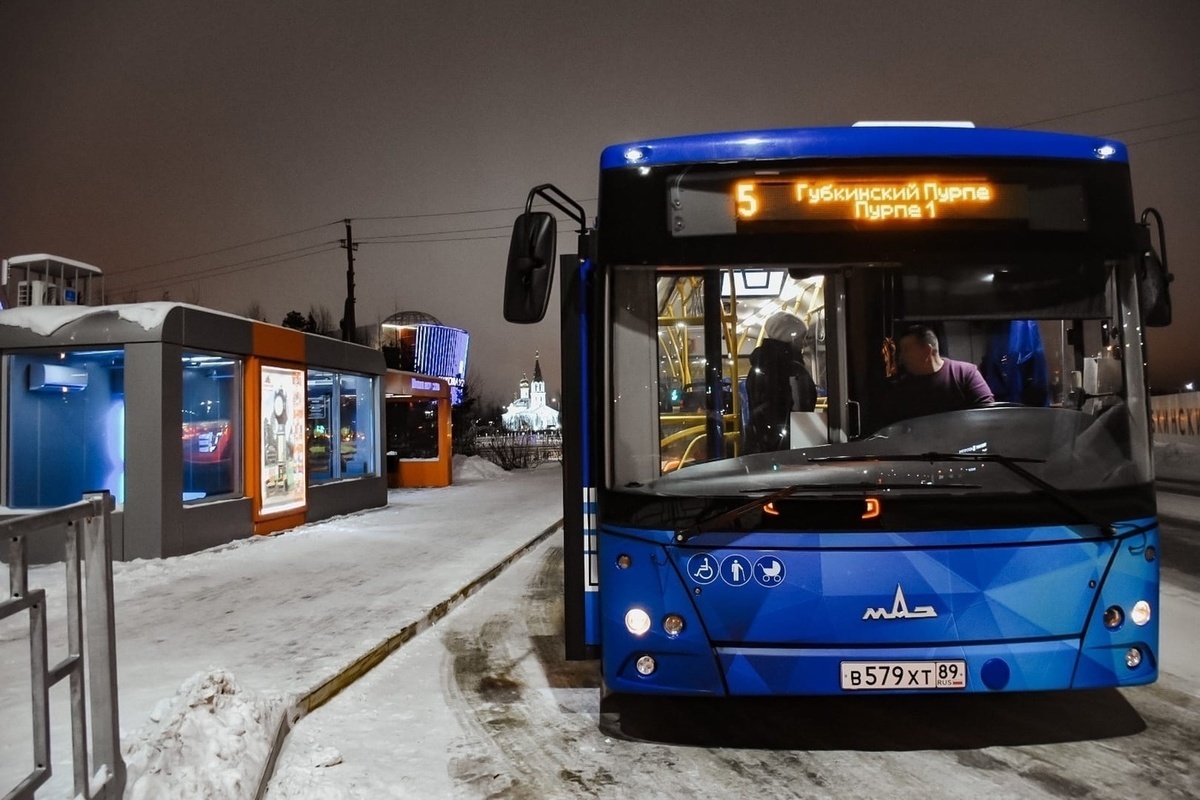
left=340, top=218, right=358, bottom=342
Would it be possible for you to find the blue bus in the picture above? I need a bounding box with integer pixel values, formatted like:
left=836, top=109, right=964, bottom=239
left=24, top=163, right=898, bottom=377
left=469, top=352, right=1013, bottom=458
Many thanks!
left=503, top=123, right=1174, bottom=696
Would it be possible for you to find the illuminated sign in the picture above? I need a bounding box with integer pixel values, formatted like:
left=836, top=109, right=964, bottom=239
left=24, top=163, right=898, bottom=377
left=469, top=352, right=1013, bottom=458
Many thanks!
left=260, top=365, right=306, bottom=514
left=733, top=177, right=1025, bottom=223
left=667, top=164, right=1089, bottom=238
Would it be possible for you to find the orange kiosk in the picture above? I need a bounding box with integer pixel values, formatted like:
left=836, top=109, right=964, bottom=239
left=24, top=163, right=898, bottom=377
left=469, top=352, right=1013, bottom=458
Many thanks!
left=384, top=371, right=452, bottom=487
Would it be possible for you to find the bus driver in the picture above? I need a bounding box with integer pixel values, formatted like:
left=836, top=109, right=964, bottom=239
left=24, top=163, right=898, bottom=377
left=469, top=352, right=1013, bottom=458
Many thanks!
left=884, top=324, right=994, bottom=424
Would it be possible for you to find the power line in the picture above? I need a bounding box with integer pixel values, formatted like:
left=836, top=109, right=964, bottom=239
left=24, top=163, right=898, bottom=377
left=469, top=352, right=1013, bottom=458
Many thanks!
left=353, top=199, right=596, bottom=223
left=114, top=242, right=341, bottom=294
left=111, top=210, right=587, bottom=293
left=1015, top=86, right=1200, bottom=128
left=1101, top=115, right=1200, bottom=137
left=117, top=200, right=597, bottom=279
left=122, top=247, right=342, bottom=297
left=358, top=234, right=511, bottom=245
left=104, top=91, right=1199, bottom=290
left=120, top=220, right=342, bottom=277
left=1126, top=128, right=1200, bottom=147
left=354, top=224, right=513, bottom=242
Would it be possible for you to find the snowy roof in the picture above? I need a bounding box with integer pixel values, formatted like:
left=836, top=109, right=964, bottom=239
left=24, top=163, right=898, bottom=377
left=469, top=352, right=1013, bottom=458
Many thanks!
left=0, top=301, right=242, bottom=337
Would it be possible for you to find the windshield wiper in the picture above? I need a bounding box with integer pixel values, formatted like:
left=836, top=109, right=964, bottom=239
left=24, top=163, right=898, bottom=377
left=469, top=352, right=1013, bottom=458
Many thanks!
left=674, top=482, right=811, bottom=543
left=807, top=452, right=1118, bottom=537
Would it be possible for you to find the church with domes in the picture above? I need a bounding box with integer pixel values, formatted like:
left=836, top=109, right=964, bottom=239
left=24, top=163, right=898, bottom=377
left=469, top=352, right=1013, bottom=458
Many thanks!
left=501, top=353, right=560, bottom=431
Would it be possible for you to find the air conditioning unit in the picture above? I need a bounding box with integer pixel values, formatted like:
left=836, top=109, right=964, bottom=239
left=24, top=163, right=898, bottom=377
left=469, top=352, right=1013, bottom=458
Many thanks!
left=17, top=279, right=54, bottom=306
left=28, top=363, right=89, bottom=392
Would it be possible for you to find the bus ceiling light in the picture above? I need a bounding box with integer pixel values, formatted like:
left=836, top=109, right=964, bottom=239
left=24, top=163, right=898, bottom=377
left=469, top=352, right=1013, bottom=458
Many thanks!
left=636, top=655, right=657, bottom=676
left=624, top=147, right=650, bottom=163
left=1131, top=600, right=1152, bottom=626
left=625, top=608, right=652, bottom=636
left=663, top=614, right=685, bottom=636
left=1103, top=605, right=1124, bottom=629
left=852, top=120, right=975, bottom=128
left=1095, top=144, right=1118, bottom=159
left=1125, top=647, right=1143, bottom=669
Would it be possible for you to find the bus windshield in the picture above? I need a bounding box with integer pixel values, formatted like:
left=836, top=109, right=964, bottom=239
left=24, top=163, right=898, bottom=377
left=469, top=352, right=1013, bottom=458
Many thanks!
left=609, top=262, right=1151, bottom=501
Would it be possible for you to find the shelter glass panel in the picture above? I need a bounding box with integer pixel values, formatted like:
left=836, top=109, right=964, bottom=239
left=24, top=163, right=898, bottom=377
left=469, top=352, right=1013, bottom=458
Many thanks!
left=5, top=349, right=126, bottom=508
left=339, top=373, right=377, bottom=476
left=387, top=399, right=439, bottom=459
left=306, top=370, right=378, bottom=482
left=306, top=370, right=335, bottom=481
left=182, top=352, right=242, bottom=502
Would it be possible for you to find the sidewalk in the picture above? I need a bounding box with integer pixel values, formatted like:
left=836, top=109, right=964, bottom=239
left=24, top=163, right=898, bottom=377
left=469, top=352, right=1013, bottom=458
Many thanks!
left=0, top=461, right=563, bottom=799
left=1158, top=490, right=1200, bottom=527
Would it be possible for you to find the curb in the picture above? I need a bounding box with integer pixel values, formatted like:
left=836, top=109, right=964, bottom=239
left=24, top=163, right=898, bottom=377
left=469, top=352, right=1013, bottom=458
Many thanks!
left=253, top=517, right=564, bottom=799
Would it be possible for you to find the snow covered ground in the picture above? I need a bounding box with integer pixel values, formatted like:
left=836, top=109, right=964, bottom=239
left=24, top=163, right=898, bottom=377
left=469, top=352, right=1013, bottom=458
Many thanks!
left=3, top=442, right=1198, bottom=799
left=0, top=457, right=561, bottom=799
left=264, top=534, right=1200, bottom=800
left=1155, top=438, right=1200, bottom=483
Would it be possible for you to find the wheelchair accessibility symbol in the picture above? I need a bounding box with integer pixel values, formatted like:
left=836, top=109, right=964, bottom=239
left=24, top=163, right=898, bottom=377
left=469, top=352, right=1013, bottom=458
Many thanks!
left=754, top=556, right=786, bottom=587
left=687, top=553, right=718, bottom=585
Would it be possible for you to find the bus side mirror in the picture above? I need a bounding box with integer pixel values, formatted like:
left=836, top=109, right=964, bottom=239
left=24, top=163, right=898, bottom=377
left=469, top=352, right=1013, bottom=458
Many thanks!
left=503, top=211, right=556, bottom=323
left=1137, top=208, right=1173, bottom=328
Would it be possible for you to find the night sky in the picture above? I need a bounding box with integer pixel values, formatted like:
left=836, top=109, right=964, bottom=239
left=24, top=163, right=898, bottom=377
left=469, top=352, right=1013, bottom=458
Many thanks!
left=2, top=1, right=1198, bottom=402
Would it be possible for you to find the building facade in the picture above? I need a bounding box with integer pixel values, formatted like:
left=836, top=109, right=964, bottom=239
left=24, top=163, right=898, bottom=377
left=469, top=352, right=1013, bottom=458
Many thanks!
left=1, top=302, right=387, bottom=563
left=501, top=353, right=559, bottom=432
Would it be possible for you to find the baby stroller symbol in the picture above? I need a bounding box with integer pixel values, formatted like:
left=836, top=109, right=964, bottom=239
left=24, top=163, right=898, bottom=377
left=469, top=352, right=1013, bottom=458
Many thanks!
left=755, top=556, right=786, bottom=587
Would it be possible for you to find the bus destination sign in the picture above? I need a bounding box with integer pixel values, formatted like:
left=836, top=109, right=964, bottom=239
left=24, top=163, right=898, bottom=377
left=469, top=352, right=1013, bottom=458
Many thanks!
left=733, top=176, right=1028, bottom=224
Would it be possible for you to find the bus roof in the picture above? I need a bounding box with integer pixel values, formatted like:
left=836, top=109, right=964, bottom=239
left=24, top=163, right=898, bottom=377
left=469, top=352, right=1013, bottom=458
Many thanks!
left=601, top=126, right=1127, bottom=170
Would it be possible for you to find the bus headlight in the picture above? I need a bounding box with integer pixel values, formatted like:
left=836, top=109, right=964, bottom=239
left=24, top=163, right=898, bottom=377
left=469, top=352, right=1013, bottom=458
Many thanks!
left=1125, top=647, right=1143, bottom=669
left=663, top=614, right=685, bottom=636
left=636, top=655, right=657, bottom=675
left=625, top=608, right=651, bottom=636
left=1130, top=600, right=1152, bottom=626
left=1103, top=605, right=1124, bottom=629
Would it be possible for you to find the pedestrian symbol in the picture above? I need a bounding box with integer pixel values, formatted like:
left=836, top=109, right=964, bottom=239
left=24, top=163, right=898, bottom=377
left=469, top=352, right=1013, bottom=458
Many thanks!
left=721, top=554, right=753, bottom=587
left=687, top=553, right=718, bottom=585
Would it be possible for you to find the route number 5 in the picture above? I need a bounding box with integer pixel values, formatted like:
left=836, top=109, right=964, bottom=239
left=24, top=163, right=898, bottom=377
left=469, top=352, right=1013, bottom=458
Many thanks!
left=736, top=183, right=758, bottom=218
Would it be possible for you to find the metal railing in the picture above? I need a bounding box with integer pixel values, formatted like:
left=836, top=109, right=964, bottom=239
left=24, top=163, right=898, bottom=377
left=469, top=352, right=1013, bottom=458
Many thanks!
left=1, top=492, right=125, bottom=800
left=475, top=433, right=564, bottom=464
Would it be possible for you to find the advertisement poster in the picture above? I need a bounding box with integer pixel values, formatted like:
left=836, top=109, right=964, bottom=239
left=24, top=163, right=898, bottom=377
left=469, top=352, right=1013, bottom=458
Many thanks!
left=260, top=365, right=306, bottom=513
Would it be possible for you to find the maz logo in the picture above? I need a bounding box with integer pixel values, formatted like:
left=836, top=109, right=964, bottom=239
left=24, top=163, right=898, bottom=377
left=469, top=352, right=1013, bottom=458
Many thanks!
left=862, top=584, right=937, bottom=620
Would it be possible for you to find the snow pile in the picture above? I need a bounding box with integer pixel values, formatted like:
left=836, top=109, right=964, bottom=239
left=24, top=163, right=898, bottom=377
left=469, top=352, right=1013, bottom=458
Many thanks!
left=121, top=669, right=287, bottom=800
left=1155, top=439, right=1200, bottom=482
left=453, top=453, right=510, bottom=482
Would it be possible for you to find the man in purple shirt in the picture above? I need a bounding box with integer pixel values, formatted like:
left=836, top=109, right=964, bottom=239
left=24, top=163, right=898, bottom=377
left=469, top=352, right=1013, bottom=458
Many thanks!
left=883, top=324, right=995, bottom=424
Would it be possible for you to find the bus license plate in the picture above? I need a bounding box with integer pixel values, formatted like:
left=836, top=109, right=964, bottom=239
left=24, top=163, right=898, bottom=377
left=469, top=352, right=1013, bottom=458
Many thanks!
left=840, top=660, right=967, bottom=690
